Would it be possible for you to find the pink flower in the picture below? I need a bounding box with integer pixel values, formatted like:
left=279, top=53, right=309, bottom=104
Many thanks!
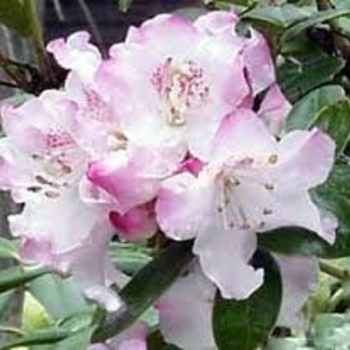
left=156, top=109, right=335, bottom=299
left=98, top=12, right=254, bottom=159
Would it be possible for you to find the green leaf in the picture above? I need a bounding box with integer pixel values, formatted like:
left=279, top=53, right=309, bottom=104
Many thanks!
left=281, top=8, right=350, bottom=43
left=313, top=158, right=350, bottom=258
left=54, top=328, right=94, bottom=350
left=0, top=328, right=71, bottom=350
left=313, top=314, right=350, bottom=349
left=109, top=242, right=152, bottom=275
left=213, top=251, right=282, bottom=350
left=310, top=99, right=350, bottom=157
left=278, top=55, right=345, bottom=102
left=0, top=237, right=19, bottom=260
left=242, top=5, right=312, bottom=29
left=29, top=274, right=88, bottom=320
left=285, top=85, right=346, bottom=132
left=119, top=0, right=133, bottom=12
left=0, top=290, right=14, bottom=320
left=0, top=0, right=32, bottom=36
left=93, top=241, right=193, bottom=342
left=0, top=266, right=53, bottom=294
left=258, top=227, right=330, bottom=257
left=147, top=330, right=181, bottom=349
left=22, top=291, right=52, bottom=331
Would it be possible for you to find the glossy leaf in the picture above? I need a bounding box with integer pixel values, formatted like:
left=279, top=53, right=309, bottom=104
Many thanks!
left=213, top=251, right=282, bottom=350
left=278, top=54, right=345, bottom=102
left=281, top=9, right=350, bottom=43
left=92, top=241, right=193, bottom=342
left=147, top=330, right=181, bottom=350
left=285, top=85, right=346, bottom=132
left=0, top=328, right=71, bottom=350
left=310, top=99, right=350, bottom=157
left=242, top=4, right=312, bottom=29
left=0, top=266, right=53, bottom=294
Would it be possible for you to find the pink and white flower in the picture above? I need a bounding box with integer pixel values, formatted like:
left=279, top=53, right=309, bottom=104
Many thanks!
left=156, top=109, right=335, bottom=299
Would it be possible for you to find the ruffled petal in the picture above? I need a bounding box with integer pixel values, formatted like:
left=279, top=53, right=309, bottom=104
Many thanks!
left=274, top=253, right=318, bottom=329
left=275, top=128, right=335, bottom=190
left=47, top=31, right=101, bottom=82
left=194, top=225, right=263, bottom=299
left=158, top=263, right=216, bottom=349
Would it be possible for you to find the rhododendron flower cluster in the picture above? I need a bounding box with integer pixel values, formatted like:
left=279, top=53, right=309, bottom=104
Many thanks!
left=0, top=10, right=336, bottom=349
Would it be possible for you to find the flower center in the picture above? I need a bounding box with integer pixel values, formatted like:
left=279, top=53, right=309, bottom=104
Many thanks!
left=151, top=57, right=209, bottom=126
left=216, top=154, right=278, bottom=231
left=29, top=130, right=83, bottom=198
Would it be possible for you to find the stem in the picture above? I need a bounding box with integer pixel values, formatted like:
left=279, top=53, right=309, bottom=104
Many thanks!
left=24, top=0, right=54, bottom=83
left=319, top=260, right=350, bottom=281
left=77, top=0, right=106, bottom=57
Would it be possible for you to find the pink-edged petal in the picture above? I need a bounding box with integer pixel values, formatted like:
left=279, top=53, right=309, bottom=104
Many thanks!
left=158, top=263, right=216, bottom=349
left=209, top=109, right=276, bottom=163
left=243, top=30, right=275, bottom=94
left=109, top=322, right=148, bottom=349
left=118, top=339, right=147, bottom=350
left=110, top=203, right=157, bottom=242
left=275, top=128, right=335, bottom=190
left=87, top=150, right=160, bottom=214
left=274, top=254, right=318, bottom=329
left=47, top=31, right=101, bottom=81
left=194, top=11, right=238, bottom=35
left=194, top=226, right=263, bottom=299
left=264, top=190, right=335, bottom=244
left=258, top=83, right=291, bottom=135
left=156, top=172, right=214, bottom=241
left=125, top=14, right=198, bottom=55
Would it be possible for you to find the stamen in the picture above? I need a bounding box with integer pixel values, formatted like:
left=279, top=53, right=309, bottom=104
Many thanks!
left=268, top=154, right=278, bottom=164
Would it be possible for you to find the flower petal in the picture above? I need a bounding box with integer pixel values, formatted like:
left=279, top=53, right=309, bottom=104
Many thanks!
left=274, top=253, right=318, bottom=329
left=158, top=263, right=216, bottom=349
left=275, top=128, right=335, bottom=190
left=47, top=31, right=101, bottom=81
left=194, top=225, right=264, bottom=299
left=156, top=172, right=214, bottom=241
left=110, top=203, right=157, bottom=242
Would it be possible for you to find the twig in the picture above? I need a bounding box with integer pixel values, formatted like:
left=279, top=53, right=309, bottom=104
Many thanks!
left=319, top=260, right=350, bottom=281
left=77, top=0, right=106, bottom=57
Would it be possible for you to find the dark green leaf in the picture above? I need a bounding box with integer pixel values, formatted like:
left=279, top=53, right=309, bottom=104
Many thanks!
left=281, top=9, right=350, bottom=43
left=242, top=5, right=312, bottom=29
left=0, top=0, right=32, bottom=36
left=285, top=85, right=345, bottom=132
left=147, top=330, right=181, bottom=350
left=0, top=266, right=53, bottom=293
left=93, top=241, right=193, bottom=342
left=313, top=158, right=350, bottom=258
left=278, top=55, right=345, bottom=102
left=258, top=227, right=330, bottom=257
left=0, top=328, right=71, bottom=350
left=213, top=251, right=282, bottom=350
left=311, top=99, right=350, bottom=157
